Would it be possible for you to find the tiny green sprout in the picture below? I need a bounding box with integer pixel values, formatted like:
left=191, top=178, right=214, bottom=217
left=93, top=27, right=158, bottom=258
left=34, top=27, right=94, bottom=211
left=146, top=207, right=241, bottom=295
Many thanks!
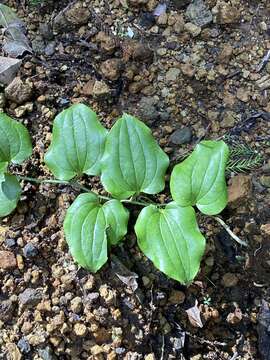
left=203, top=295, right=212, bottom=306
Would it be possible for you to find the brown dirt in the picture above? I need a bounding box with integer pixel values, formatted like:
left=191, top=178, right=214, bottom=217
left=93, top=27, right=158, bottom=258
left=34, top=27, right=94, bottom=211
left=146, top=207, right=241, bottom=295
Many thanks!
left=0, top=0, right=270, bottom=359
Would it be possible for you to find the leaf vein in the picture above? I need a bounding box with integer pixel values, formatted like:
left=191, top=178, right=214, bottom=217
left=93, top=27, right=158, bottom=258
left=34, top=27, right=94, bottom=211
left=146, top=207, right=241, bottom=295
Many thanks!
left=162, top=212, right=189, bottom=281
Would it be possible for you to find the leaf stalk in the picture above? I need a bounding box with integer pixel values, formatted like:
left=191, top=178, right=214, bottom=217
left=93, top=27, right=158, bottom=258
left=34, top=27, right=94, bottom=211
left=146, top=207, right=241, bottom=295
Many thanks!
left=17, top=175, right=158, bottom=207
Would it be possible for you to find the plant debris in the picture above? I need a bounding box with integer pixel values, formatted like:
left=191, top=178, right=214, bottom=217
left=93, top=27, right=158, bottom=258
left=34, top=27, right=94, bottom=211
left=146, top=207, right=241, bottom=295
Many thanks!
left=0, top=4, right=32, bottom=57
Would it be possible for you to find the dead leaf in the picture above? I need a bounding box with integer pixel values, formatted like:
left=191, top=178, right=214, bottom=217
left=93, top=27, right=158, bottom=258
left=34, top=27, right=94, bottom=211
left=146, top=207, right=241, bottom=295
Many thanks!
left=0, top=56, right=21, bottom=85
left=0, top=4, right=32, bottom=57
left=111, top=254, right=138, bottom=292
left=0, top=4, right=23, bottom=27
left=185, top=299, right=204, bottom=328
left=116, top=273, right=138, bottom=292
left=3, top=27, right=32, bottom=57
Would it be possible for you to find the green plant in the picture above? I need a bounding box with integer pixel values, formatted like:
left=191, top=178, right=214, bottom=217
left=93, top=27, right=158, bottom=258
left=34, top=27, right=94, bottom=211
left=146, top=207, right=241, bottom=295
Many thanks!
left=177, top=141, right=263, bottom=174
left=226, top=143, right=263, bottom=174
left=203, top=295, right=212, bottom=306
left=0, top=104, right=230, bottom=285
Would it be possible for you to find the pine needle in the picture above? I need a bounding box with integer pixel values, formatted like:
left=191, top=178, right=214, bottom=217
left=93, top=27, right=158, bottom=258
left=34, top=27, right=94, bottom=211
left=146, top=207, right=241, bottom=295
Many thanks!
left=226, top=142, right=263, bottom=174
left=229, top=143, right=255, bottom=158
left=175, top=139, right=263, bottom=174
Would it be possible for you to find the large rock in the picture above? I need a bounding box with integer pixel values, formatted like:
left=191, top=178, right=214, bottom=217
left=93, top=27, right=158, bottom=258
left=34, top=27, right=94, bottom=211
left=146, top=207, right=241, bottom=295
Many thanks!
left=228, top=175, right=252, bottom=208
left=186, top=0, right=213, bottom=27
left=0, top=57, right=21, bottom=85
left=4, top=77, right=32, bottom=104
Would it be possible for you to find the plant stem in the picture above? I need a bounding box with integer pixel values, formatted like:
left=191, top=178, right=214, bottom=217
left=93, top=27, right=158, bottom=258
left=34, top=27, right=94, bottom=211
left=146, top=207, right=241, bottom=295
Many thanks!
left=213, top=216, right=248, bottom=247
left=17, top=176, right=70, bottom=186
left=17, top=175, right=156, bottom=207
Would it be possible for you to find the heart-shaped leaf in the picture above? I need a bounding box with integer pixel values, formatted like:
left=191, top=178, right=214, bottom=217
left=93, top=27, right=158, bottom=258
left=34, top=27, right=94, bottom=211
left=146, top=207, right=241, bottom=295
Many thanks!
left=101, top=113, right=169, bottom=199
left=0, top=113, right=32, bottom=164
left=170, top=140, right=229, bottom=215
left=45, top=104, right=107, bottom=181
left=135, top=202, right=205, bottom=284
left=64, top=193, right=107, bottom=272
left=0, top=173, right=21, bottom=217
left=64, top=193, right=129, bottom=272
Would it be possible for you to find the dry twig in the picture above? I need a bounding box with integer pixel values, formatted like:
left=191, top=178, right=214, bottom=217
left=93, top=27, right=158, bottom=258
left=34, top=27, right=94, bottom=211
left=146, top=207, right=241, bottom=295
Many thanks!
left=214, top=217, right=248, bottom=247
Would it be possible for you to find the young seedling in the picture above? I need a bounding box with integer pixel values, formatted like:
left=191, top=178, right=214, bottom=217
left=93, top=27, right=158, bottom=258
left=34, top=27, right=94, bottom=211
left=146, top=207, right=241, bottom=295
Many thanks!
left=0, top=104, right=230, bottom=285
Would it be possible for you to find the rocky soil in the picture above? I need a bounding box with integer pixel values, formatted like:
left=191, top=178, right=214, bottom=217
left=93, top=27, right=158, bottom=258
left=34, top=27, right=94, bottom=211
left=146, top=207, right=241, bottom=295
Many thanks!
left=0, top=0, right=270, bottom=359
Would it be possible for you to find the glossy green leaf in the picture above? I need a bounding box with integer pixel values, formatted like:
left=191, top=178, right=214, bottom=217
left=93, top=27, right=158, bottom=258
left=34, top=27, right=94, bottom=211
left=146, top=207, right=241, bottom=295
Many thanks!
left=170, top=140, right=229, bottom=215
left=101, top=113, right=169, bottom=199
left=64, top=193, right=129, bottom=272
left=0, top=113, right=32, bottom=164
left=135, top=202, right=205, bottom=284
left=64, top=193, right=107, bottom=272
left=45, top=104, right=107, bottom=181
left=0, top=173, right=21, bottom=217
left=103, top=199, right=129, bottom=246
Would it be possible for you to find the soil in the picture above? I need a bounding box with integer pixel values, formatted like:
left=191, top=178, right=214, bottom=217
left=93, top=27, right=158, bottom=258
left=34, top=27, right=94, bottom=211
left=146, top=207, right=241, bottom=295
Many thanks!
left=0, top=0, right=270, bottom=359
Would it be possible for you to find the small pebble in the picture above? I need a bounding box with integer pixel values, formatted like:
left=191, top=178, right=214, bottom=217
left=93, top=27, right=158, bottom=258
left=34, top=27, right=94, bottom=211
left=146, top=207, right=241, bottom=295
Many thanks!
left=74, top=323, right=87, bottom=336
left=17, top=338, right=31, bottom=354
left=0, top=250, right=17, bottom=270
left=23, top=243, right=38, bottom=258
left=222, top=273, right=238, bottom=288
left=168, top=290, right=185, bottom=304
left=5, top=238, right=16, bottom=248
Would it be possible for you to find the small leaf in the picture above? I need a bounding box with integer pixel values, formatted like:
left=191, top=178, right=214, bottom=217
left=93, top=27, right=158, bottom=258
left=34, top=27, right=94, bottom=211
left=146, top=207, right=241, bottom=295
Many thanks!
left=0, top=173, right=21, bottom=217
left=135, top=202, right=205, bottom=284
left=101, top=113, right=169, bottom=199
left=170, top=140, right=229, bottom=215
left=0, top=113, right=32, bottom=164
left=64, top=193, right=129, bottom=272
left=45, top=104, right=107, bottom=181
left=103, top=199, right=129, bottom=246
